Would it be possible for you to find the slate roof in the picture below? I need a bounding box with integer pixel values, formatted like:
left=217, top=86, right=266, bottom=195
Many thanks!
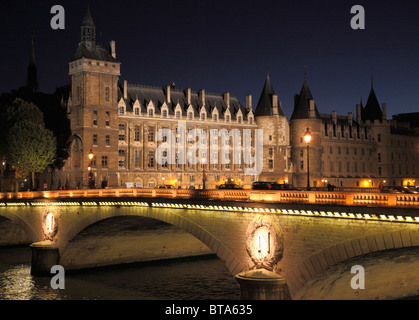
left=362, top=87, right=382, bottom=122
left=290, top=80, right=321, bottom=120
left=81, top=5, right=95, bottom=27
left=119, top=83, right=247, bottom=120
left=70, top=43, right=118, bottom=63
left=254, top=74, right=285, bottom=117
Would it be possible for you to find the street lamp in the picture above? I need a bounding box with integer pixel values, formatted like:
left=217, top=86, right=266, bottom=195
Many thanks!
left=201, top=157, right=207, bottom=190
left=304, top=128, right=312, bottom=191
left=88, top=149, right=94, bottom=189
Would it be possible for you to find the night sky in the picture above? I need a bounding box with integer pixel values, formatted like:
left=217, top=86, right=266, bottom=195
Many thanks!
left=1, top=0, right=419, bottom=119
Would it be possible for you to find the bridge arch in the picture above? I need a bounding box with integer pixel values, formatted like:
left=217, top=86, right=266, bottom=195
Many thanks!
left=0, top=209, right=41, bottom=243
left=288, top=229, right=419, bottom=298
left=58, top=206, right=245, bottom=276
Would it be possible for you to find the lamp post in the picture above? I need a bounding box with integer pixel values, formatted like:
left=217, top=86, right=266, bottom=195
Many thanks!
left=88, top=149, right=94, bottom=189
left=201, top=157, right=206, bottom=190
left=304, top=128, right=312, bottom=191
left=0, top=161, right=5, bottom=192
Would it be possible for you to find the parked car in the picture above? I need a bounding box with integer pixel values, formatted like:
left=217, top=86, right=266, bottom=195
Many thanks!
left=406, top=186, right=419, bottom=193
left=270, top=183, right=300, bottom=191
left=158, top=185, right=175, bottom=189
left=218, top=183, right=243, bottom=190
left=380, top=186, right=414, bottom=194
left=252, top=181, right=273, bottom=190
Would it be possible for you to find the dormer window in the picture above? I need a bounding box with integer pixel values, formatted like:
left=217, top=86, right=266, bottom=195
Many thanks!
left=213, top=114, right=218, bottom=122
left=201, top=113, right=206, bottom=121
left=135, top=108, right=140, bottom=116
left=225, top=115, right=230, bottom=122
left=162, top=110, right=168, bottom=118
left=148, top=108, right=154, bottom=117
left=188, top=112, right=193, bottom=120
left=119, top=106, right=125, bottom=115
left=237, top=116, right=242, bottom=124
left=176, top=111, right=181, bottom=119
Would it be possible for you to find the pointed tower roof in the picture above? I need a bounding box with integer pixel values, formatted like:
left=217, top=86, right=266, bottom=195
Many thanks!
left=82, top=3, right=95, bottom=27
left=254, top=73, right=285, bottom=117
left=26, top=36, right=39, bottom=92
left=71, top=4, right=117, bottom=63
left=362, top=87, right=382, bottom=122
left=291, top=79, right=320, bottom=120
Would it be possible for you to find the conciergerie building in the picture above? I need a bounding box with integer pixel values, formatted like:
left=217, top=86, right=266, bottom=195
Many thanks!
left=52, top=6, right=418, bottom=190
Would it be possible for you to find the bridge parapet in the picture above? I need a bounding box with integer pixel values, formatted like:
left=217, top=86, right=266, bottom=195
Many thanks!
left=1, top=188, right=419, bottom=208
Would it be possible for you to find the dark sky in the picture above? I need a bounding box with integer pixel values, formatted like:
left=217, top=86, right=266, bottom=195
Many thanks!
left=1, top=0, right=419, bottom=119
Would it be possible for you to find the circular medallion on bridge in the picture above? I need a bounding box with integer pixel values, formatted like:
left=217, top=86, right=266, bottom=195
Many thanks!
left=245, top=215, right=284, bottom=271
left=42, top=210, right=58, bottom=240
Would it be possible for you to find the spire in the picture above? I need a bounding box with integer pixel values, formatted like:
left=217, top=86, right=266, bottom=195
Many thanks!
left=254, top=73, right=285, bottom=117
left=290, top=77, right=320, bottom=120
left=82, top=2, right=95, bottom=27
left=26, top=36, right=39, bottom=93
left=363, top=85, right=382, bottom=122
left=80, top=2, right=96, bottom=47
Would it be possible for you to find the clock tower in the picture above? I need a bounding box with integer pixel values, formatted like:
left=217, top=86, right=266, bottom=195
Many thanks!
left=66, top=4, right=121, bottom=188
left=80, top=4, right=96, bottom=49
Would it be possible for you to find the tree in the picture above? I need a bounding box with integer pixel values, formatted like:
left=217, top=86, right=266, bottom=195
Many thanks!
left=1, top=99, right=56, bottom=190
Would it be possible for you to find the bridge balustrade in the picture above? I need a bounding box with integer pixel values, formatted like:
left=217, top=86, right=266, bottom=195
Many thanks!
left=314, top=192, right=346, bottom=204
left=397, top=195, right=419, bottom=206
left=353, top=194, right=388, bottom=206
left=1, top=188, right=418, bottom=208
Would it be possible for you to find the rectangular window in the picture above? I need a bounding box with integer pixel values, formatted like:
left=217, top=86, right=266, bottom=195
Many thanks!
left=93, top=134, right=98, bottom=146
left=269, top=159, right=273, bottom=169
left=105, top=87, right=110, bottom=102
left=134, top=126, right=141, bottom=142
left=102, top=156, right=108, bottom=169
left=134, top=150, right=141, bottom=168
left=106, top=135, right=110, bottom=146
left=147, top=151, right=154, bottom=168
left=148, top=127, right=154, bottom=142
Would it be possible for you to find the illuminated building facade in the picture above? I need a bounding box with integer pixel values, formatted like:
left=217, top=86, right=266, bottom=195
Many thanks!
left=57, top=6, right=418, bottom=190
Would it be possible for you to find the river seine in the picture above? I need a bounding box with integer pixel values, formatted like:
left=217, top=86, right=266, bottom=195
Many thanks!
left=0, top=246, right=240, bottom=300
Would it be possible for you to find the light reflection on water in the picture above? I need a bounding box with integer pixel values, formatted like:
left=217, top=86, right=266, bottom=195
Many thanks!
left=0, top=246, right=240, bottom=300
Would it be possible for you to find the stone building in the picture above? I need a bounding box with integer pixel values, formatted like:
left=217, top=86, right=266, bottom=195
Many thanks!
left=54, top=6, right=418, bottom=190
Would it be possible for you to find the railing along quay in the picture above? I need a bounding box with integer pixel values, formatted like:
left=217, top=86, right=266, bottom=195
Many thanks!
left=0, top=188, right=418, bottom=208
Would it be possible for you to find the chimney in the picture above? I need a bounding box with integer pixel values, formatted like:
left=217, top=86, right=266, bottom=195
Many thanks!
left=109, top=40, right=116, bottom=59
left=199, top=89, right=205, bottom=106
left=186, top=88, right=191, bottom=105
left=272, top=94, right=278, bottom=115
left=245, top=94, right=252, bottom=112
left=123, top=80, right=127, bottom=100
left=356, top=104, right=362, bottom=123
left=332, top=110, right=337, bottom=124
left=382, top=103, right=387, bottom=121
left=348, top=112, right=353, bottom=126
left=224, top=92, right=230, bottom=109
left=166, top=85, right=171, bottom=104
left=309, top=99, right=316, bottom=118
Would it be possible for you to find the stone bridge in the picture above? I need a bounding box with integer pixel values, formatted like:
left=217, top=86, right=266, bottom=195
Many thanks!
left=0, top=188, right=418, bottom=300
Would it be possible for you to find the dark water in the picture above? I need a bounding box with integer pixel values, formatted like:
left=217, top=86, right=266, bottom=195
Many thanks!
left=0, top=246, right=240, bottom=300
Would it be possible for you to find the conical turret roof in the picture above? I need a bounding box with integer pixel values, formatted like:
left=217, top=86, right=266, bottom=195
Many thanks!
left=290, top=79, right=320, bottom=120
left=362, top=87, right=382, bottom=122
left=254, top=73, right=285, bottom=117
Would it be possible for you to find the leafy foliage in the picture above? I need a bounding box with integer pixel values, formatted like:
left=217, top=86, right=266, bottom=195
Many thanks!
left=0, top=99, right=56, bottom=186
